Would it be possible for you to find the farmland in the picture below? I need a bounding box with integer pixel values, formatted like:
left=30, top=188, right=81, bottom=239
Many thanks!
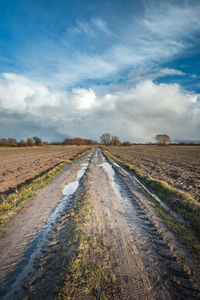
left=1, top=148, right=200, bottom=299
left=103, top=145, right=200, bottom=201
left=0, top=145, right=91, bottom=196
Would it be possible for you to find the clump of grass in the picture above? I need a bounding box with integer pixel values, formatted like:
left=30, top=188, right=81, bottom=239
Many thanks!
left=57, top=192, right=115, bottom=299
left=104, top=150, right=200, bottom=257
left=0, top=163, right=66, bottom=235
left=69, top=148, right=92, bottom=162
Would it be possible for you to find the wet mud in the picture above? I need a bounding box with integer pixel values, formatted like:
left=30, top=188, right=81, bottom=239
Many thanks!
left=0, top=148, right=200, bottom=299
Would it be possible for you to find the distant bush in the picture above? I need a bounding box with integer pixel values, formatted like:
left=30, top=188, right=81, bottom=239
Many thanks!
left=18, top=140, right=27, bottom=147
left=155, top=134, right=171, bottom=146
left=27, top=138, right=33, bottom=146
left=121, top=141, right=131, bottom=146
left=0, top=138, right=17, bottom=147
left=111, top=136, right=121, bottom=146
left=62, top=137, right=97, bottom=145
left=0, top=136, right=43, bottom=147
left=62, top=138, right=73, bottom=145
left=33, top=136, right=42, bottom=146
left=50, top=141, right=61, bottom=145
left=100, top=133, right=111, bottom=145
left=8, top=138, right=17, bottom=145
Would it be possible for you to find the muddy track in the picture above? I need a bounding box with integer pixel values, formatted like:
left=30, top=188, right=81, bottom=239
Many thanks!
left=0, top=149, right=200, bottom=299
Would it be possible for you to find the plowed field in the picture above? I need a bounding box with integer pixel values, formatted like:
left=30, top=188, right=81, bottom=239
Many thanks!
left=0, top=145, right=90, bottom=196
left=1, top=149, right=200, bottom=299
left=103, top=145, right=200, bottom=201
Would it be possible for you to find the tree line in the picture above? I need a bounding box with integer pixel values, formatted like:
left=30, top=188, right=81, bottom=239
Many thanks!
left=0, top=137, right=43, bottom=147
left=62, top=138, right=97, bottom=145
left=100, top=133, right=131, bottom=146
left=100, top=133, right=172, bottom=146
left=0, top=136, right=98, bottom=147
left=2, top=133, right=196, bottom=148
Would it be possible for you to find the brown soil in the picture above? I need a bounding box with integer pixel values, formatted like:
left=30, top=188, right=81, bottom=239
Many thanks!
left=0, top=152, right=90, bottom=298
left=103, top=145, right=200, bottom=201
left=0, top=145, right=90, bottom=196
left=1, top=149, right=199, bottom=299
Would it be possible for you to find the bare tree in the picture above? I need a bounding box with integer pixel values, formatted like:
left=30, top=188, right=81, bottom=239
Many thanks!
left=18, top=139, right=27, bottom=147
left=100, top=133, right=111, bottom=145
left=155, top=134, right=171, bottom=146
left=8, top=138, right=17, bottom=144
left=33, top=136, right=42, bottom=146
left=121, top=141, right=131, bottom=146
left=111, top=136, right=121, bottom=146
left=27, top=138, right=33, bottom=146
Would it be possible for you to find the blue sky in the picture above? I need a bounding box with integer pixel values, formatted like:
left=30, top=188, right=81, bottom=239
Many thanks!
left=0, top=0, right=200, bottom=142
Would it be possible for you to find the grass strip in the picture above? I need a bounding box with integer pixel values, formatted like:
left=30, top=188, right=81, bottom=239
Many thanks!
left=103, top=149, right=200, bottom=260
left=0, top=162, right=65, bottom=235
left=0, top=149, right=91, bottom=236
left=57, top=192, right=115, bottom=299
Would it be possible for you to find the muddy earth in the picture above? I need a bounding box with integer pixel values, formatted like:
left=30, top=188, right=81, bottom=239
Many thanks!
left=104, top=145, right=200, bottom=201
left=0, top=149, right=200, bottom=299
left=0, top=145, right=90, bottom=195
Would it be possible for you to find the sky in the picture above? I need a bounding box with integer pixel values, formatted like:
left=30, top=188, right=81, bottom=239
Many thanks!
left=0, top=0, right=200, bottom=143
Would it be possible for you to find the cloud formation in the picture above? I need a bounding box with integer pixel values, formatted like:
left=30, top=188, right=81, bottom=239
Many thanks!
left=14, top=2, right=200, bottom=89
left=67, top=17, right=111, bottom=37
left=1, top=2, right=200, bottom=141
left=0, top=73, right=199, bottom=142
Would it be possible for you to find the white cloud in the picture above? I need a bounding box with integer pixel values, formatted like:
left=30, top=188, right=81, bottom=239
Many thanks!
left=0, top=73, right=199, bottom=142
left=0, top=73, right=61, bottom=113
left=67, top=17, right=111, bottom=38
left=73, top=88, right=97, bottom=110
left=156, top=68, right=185, bottom=77
left=92, top=18, right=110, bottom=34
left=142, top=3, right=200, bottom=40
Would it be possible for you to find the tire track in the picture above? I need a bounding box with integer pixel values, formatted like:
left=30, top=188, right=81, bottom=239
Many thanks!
left=0, top=151, right=94, bottom=299
left=100, top=150, right=200, bottom=299
left=1, top=148, right=200, bottom=299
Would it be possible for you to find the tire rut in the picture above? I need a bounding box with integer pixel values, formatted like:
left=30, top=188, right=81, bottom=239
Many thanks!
left=95, top=149, right=200, bottom=299
left=1, top=148, right=200, bottom=299
left=0, top=152, right=94, bottom=299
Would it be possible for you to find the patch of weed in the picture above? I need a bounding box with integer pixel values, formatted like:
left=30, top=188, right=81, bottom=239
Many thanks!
left=0, top=163, right=66, bottom=234
left=57, top=192, right=115, bottom=299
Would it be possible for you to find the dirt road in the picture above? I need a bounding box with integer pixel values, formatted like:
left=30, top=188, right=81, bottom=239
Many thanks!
left=0, top=149, right=200, bottom=299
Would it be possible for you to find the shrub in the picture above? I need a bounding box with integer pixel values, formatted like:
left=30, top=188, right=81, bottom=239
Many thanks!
left=33, top=136, right=42, bottom=146
left=27, top=138, right=33, bottom=146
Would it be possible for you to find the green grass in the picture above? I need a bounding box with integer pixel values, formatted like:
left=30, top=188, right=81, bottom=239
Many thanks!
left=0, top=149, right=91, bottom=236
left=103, top=149, right=200, bottom=260
left=0, top=162, right=65, bottom=235
left=57, top=192, right=115, bottom=299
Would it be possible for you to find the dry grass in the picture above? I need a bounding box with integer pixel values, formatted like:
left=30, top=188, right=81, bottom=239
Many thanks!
left=57, top=192, right=115, bottom=299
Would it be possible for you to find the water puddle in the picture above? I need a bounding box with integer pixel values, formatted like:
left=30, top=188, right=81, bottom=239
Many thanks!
left=111, top=159, right=185, bottom=224
left=99, top=153, right=121, bottom=199
left=62, top=152, right=92, bottom=197
left=1, top=151, right=93, bottom=299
